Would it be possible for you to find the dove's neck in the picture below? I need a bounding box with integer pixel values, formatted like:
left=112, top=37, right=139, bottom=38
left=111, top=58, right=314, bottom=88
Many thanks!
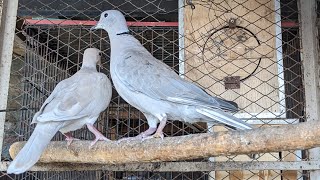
left=81, top=60, right=97, bottom=71
left=109, top=34, right=141, bottom=51
left=106, top=23, right=129, bottom=37
left=108, top=31, right=131, bottom=42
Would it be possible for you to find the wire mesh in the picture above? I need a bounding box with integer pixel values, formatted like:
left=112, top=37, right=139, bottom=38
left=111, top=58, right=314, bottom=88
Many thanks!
left=1, top=0, right=310, bottom=179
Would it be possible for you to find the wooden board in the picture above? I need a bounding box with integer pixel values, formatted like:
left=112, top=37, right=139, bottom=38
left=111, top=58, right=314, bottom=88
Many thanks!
left=212, top=125, right=281, bottom=179
left=183, top=0, right=282, bottom=118
left=281, top=151, right=300, bottom=179
left=211, top=125, right=299, bottom=179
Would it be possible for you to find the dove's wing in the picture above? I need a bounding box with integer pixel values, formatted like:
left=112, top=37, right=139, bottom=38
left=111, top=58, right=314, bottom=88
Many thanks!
left=34, top=72, right=108, bottom=123
left=115, top=49, right=237, bottom=111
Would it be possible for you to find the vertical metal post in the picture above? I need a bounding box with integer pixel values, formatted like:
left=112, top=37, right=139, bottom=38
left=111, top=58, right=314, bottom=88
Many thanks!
left=0, top=0, right=19, bottom=156
left=299, top=0, right=320, bottom=179
left=0, top=0, right=3, bottom=25
left=178, top=0, right=185, bottom=78
left=208, top=123, right=215, bottom=180
left=275, top=0, right=286, bottom=117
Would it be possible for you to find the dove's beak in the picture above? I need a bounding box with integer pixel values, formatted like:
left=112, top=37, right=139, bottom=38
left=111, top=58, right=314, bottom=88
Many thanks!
left=90, top=25, right=97, bottom=31
left=97, top=52, right=102, bottom=67
left=90, top=22, right=103, bottom=31
left=97, top=59, right=102, bottom=67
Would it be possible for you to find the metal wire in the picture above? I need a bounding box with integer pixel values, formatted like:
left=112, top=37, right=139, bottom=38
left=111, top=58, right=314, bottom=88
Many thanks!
left=2, top=0, right=308, bottom=179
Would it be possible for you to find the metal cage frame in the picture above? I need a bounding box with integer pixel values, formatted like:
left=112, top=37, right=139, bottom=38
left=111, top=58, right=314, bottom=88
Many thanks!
left=0, top=0, right=319, bottom=179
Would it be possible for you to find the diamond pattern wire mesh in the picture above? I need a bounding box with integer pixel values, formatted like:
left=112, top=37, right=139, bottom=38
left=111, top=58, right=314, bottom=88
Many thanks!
left=0, top=0, right=309, bottom=179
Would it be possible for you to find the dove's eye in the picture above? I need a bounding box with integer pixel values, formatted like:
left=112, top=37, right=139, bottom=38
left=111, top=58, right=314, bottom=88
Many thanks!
left=99, top=52, right=102, bottom=56
left=104, top=13, right=108, bottom=18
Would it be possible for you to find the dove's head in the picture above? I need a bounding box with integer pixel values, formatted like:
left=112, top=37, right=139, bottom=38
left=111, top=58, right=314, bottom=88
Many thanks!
left=91, top=10, right=129, bottom=36
left=82, top=48, right=102, bottom=69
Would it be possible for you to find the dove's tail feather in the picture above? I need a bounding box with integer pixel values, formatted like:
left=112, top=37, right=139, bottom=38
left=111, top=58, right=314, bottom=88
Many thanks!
left=196, top=108, right=253, bottom=130
left=7, top=122, right=63, bottom=174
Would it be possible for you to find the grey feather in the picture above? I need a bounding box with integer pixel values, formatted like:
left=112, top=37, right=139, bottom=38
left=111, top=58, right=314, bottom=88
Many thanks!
left=7, top=48, right=112, bottom=174
left=116, top=50, right=237, bottom=112
left=7, top=122, right=63, bottom=174
left=94, top=10, right=250, bottom=132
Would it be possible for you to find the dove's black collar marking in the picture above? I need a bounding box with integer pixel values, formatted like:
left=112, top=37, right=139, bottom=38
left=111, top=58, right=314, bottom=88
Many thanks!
left=116, top=31, right=130, bottom=36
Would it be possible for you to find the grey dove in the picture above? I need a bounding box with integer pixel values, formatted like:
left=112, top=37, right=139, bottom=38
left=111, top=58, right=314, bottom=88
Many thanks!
left=91, top=10, right=253, bottom=141
left=7, top=48, right=112, bottom=174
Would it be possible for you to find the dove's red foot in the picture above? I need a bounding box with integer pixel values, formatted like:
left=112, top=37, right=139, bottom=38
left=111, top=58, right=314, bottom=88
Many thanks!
left=117, top=127, right=157, bottom=143
left=86, top=124, right=110, bottom=147
left=63, top=132, right=80, bottom=146
left=90, top=132, right=110, bottom=147
left=142, top=131, right=164, bottom=141
left=142, top=118, right=166, bottom=141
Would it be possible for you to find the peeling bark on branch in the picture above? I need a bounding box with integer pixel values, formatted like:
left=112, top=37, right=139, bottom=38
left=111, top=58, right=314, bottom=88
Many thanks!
left=9, top=120, right=320, bottom=164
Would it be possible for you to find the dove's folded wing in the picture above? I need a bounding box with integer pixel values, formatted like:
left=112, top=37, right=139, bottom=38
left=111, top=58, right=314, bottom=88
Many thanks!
left=115, top=49, right=237, bottom=111
left=33, top=76, right=99, bottom=123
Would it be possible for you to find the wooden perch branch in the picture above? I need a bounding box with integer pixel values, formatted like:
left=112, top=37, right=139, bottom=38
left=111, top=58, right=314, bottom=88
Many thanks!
left=9, top=120, right=320, bottom=164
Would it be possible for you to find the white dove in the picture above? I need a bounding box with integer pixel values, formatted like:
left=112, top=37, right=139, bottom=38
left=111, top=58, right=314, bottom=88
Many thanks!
left=7, top=48, right=112, bottom=174
left=91, top=10, right=253, bottom=142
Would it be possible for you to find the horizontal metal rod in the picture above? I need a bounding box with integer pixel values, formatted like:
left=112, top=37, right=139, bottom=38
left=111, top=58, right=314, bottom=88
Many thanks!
left=24, top=19, right=179, bottom=27
left=24, top=19, right=300, bottom=28
left=0, top=161, right=318, bottom=172
left=0, top=108, right=37, bottom=112
left=246, top=119, right=299, bottom=125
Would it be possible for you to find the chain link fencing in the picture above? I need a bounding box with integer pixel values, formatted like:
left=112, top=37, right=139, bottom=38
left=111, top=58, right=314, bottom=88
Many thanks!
left=0, top=0, right=311, bottom=179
